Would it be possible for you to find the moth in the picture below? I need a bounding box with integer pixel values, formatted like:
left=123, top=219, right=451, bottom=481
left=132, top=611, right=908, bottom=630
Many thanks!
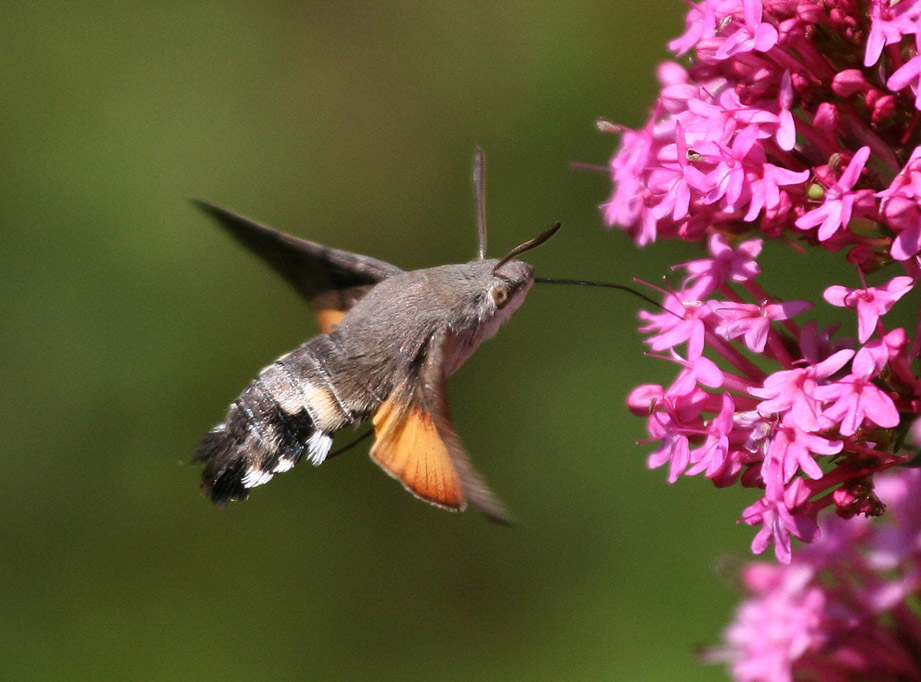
left=195, top=151, right=560, bottom=522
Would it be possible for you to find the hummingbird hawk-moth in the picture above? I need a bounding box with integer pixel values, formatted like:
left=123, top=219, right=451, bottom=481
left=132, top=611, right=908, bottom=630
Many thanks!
left=195, top=151, right=561, bottom=523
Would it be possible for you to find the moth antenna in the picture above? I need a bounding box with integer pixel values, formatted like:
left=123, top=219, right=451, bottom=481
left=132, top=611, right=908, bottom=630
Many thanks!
left=473, top=147, right=487, bottom=260
left=493, top=222, right=561, bottom=274
left=534, top=277, right=666, bottom=311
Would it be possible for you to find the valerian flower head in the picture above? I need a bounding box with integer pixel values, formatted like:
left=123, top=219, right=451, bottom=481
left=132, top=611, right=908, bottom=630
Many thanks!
left=710, top=469, right=921, bottom=682
left=602, top=0, right=921, bottom=561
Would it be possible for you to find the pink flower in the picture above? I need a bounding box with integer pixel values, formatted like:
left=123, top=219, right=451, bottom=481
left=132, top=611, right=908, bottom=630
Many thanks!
left=832, top=69, right=871, bottom=97
left=684, top=84, right=779, bottom=142
left=646, top=393, right=705, bottom=483
left=638, top=292, right=709, bottom=359
left=866, top=0, right=921, bottom=67
left=878, top=147, right=921, bottom=261
left=602, top=111, right=663, bottom=245
left=713, top=0, right=779, bottom=60
left=750, top=349, right=854, bottom=432
left=886, top=32, right=921, bottom=109
left=715, top=470, right=921, bottom=682
left=718, top=564, right=825, bottom=681
left=743, top=162, right=808, bottom=223
left=667, top=352, right=724, bottom=396
left=763, top=415, right=843, bottom=485
left=712, top=299, right=812, bottom=353
left=794, top=146, right=873, bottom=241
left=686, top=392, right=736, bottom=477
left=603, top=0, right=921, bottom=564
left=824, top=276, right=915, bottom=343
left=773, top=71, right=795, bottom=152
left=648, top=121, right=697, bottom=224
left=668, top=0, right=728, bottom=56
left=692, top=125, right=762, bottom=211
left=742, top=484, right=818, bottom=564
left=680, top=234, right=762, bottom=299
left=598, top=4, right=921, bottom=677
left=813, top=344, right=900, bottom=437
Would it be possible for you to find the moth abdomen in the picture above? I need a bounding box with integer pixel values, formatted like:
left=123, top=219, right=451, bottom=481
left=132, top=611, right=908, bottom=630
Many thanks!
left=197, top=349, right=351, bottom=505
left=197, top=365, right=338, bottom=504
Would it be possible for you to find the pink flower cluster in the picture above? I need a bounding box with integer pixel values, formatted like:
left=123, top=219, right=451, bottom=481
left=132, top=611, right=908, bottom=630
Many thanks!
left=710, top=468, right=921, bottom=682
left=605, top=0, right=921, bottom=562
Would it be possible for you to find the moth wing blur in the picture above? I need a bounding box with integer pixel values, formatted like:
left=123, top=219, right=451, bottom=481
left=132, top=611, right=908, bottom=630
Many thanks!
left=194, top=200, right=403, bottom=330
left=370, top=332, right=513, bottom=523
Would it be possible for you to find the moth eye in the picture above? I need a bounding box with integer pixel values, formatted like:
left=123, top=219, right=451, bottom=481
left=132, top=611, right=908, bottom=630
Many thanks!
left=490, top=284, right=510, bottom=308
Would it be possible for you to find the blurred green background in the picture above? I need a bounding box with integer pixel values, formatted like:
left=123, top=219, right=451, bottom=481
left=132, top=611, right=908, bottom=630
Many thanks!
left=2, top=3, right=759, bottom=681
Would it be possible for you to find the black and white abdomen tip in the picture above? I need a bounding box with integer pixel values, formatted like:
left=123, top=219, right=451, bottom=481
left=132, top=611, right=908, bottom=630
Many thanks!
left=196, top=374, right=342, bottom=505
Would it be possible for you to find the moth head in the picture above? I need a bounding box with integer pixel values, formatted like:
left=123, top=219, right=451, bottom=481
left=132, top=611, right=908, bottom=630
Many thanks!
left=435, top=258, right=534, bottom=357
left=450, top=215, right=559, bottom=335
left=476, top=219, right=560, bottom=314
left=479, top=258, right=534, bottom=320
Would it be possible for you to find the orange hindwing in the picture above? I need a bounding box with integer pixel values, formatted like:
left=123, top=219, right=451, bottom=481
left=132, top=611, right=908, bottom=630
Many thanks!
left=314, top=308, right=347, bottom=334
left=370, top=396, right=465, bottom=511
